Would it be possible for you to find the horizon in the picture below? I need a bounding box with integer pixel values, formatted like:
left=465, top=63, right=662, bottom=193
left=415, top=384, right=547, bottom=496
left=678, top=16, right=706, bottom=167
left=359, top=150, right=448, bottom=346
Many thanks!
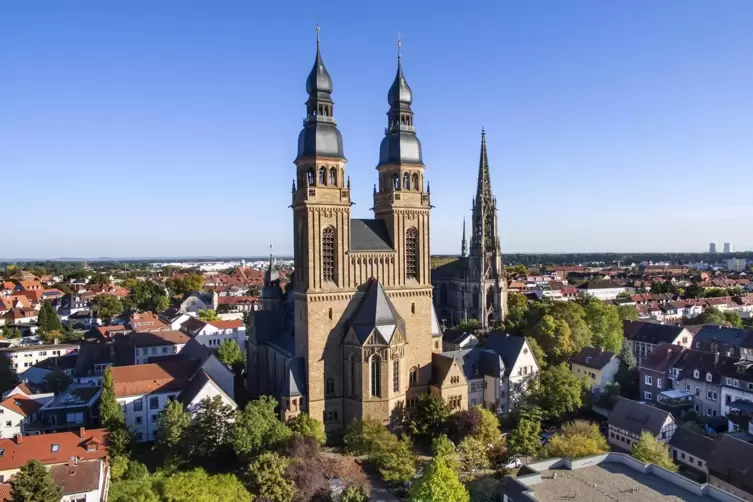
left=2, top=1, right=752, bottom=258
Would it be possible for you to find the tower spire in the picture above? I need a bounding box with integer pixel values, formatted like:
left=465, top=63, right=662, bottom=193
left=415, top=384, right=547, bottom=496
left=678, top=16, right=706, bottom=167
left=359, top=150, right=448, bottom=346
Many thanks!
left=471, top=128, right=496, bottom=255
left=461, top=218, right=468, bottom=257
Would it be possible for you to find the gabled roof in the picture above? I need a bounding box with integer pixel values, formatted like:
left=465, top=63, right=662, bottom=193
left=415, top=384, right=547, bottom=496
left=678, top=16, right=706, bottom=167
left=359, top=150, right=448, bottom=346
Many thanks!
left=110, top=359, right=200, bottom=397
left=669, top=427, right=718, bottom=461
left=283, top=357, right=306, bottom=397
left=639, top=343, right=685, bottom=372
left=431, top=351, right=467, bottom=385
left=608, top=398, right=672, bottom=436
left=50, top=459, right=102, bottom=495
left=623, top=320, right=687, bottom=344
left=570, top=346, right=616, bottom=370
left=349, top=279, right=404, bottom=345
left=129, top=330, right=190, bottom=347
left=443, top=330, right=476, bottom=345
left=483, top=331, right=527, bottom=373
left=350, top=219, right=393, bottom=252
left=707, top=435, right=753, bottom=493
left=578, top=280, right=624, bottom=290
left=0, top=394, right=42, bottom=417
left=178, top=369, right=235, bottom=408
left=0, top=429, right=107, bottom=471
left=695, top=325, right=753, bottom=349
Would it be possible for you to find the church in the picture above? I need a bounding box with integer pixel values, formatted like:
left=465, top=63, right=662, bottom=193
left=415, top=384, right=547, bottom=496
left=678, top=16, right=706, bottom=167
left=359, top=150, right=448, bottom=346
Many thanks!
left=247, top=31, right=445, bottom=435
left=431, top=131, right=507, bottom=329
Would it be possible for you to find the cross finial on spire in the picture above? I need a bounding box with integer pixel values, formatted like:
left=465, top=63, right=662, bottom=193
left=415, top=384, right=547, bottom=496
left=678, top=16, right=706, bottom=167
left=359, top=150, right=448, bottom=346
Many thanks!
left=316, top=25, right=320, bottom=45
left=397, top=33, right=402, bottom=58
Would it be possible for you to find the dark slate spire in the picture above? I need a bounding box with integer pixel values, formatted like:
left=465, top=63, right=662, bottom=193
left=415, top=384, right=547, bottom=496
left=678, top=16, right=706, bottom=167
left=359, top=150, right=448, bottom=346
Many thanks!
left=350, top=279, right=405, bottom=345
left=296, top=26, right=344, bottom=161
left=378, top=38, right=423, bottom=167
left=461, top=218, right=468, bottom=257
left=471, top=128, right=499, bottom=255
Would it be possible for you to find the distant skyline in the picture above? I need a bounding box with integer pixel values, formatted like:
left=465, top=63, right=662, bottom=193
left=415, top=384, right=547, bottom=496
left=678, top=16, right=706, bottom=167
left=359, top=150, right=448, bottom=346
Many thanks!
left=1, top=1, right=752, bottom=259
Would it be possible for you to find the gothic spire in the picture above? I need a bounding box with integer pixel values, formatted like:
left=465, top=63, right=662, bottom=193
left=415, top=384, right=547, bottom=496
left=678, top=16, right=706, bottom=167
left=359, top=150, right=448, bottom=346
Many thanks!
left=470, top=128, right=498, bottom=255
left=461, top=218, right=468, bottom=257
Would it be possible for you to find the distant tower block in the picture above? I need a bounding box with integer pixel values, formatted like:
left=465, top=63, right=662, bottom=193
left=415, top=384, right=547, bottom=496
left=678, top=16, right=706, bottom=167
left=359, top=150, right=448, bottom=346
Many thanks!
left=709, top=242, right=717, bottom=254
left=723, top=242, right=732, bottom=253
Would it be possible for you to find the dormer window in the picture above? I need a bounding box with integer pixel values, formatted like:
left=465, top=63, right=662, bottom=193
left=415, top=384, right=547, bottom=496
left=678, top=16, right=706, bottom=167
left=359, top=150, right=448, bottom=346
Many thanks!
left=694, top=370, right=700, bottom=379
left=706, top=372, right=713, bottom=383
left=585, top=357, right=592, bottom=364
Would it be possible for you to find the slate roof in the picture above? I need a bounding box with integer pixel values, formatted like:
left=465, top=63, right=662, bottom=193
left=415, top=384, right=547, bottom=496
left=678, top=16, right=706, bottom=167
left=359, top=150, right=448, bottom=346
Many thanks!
left=669, top=428, right=718, bottom=461
left=349, top=279, right=404, bottom=345
left=694, top=325, right=753, bottom=348
left=483, top=331, right=527, bottom=374
left=283, top=357, right=306, bottom=397
left=179, top=369, right=233, bottom=407
left=442, top=330, right=475, bottom=346
left=571, top=346, right=616, bottom=370
left=430, top=305, right=443, bottom=338
left=350, top=219, right=393, bottom=252
left=672, top=348, right=736, bottom=384
left=623, top=320, right=687, bottom=345
left=608, top=398, right=672, bottom=436
left=707, top=435, right=753, bottom=494
left=49, top=459, right=102, bottom=495
left=639, top=343, right=685, bottom=372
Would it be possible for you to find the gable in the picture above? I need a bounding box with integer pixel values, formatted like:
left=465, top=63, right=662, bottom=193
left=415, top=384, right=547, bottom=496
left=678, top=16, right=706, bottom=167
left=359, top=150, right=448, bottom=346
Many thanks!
left=184, top=378, right=237, bottom=414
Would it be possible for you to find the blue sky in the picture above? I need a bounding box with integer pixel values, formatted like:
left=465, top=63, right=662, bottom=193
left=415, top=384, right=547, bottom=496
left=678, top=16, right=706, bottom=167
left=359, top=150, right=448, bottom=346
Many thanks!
left=1, top=1, right=752, bottom=259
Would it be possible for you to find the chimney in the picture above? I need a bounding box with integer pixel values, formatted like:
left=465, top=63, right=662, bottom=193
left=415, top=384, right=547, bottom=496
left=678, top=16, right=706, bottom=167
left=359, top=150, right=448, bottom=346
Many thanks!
left=15, top=433, right=23, bottom=445
left=714, top=351, right=720, bottom=366
left=79, top=427, right=86, bottom=438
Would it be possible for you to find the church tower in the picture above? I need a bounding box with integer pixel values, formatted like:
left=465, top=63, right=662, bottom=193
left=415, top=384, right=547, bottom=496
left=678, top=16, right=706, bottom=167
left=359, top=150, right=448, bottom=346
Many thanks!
left=469, top=129, right=506, bottom=327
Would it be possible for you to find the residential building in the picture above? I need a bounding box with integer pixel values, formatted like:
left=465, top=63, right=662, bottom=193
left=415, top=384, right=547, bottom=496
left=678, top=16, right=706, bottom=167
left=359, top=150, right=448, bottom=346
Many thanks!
left=693, top=325, right=753, bottom=361
left=1, top=344, right=78, bottom=373
left=159, top=308, right=193, bottom=330
left=482, top=332, right=540, bottom=414
left=178, top=290, right=218, bottom=315
left=217, top=295, right=261, bottom=313
left=129, top=311, right=170, bottom=332
left=669, top=427, right=718, bottom=479
left=707, top=435, right=753, bottom=501
left=441, top=330, right=479, bottom=352
left=638, top=343, right=685, bottom=403
left=181, top=318, right=246, bottom=349
left=57, top=294, right=88, bottom=317
left=607, top=398, right=677, bottom=451
left=0, top=394, right=43, bottom=439
left=130, top=330, right=190, bottom=364
left=111, top=350, right=235, bottom=442
left=37, top=384, right=101, bottom=433
left=430, top=351, right=470, bottom=412
left=673, top=349, right=733, bottom=417
left=432, top=131, right=507, bottom=329
left=4, top=308, right=38, bottom=325
left=623, top=320, right=693, bottom=363
left=577, top=280, right=627, bottom=301
left=720, top=360, right=753, bottom=434
left=726, top=258, right=747, bottom=272
left=570, top=346, right=620, bottom=392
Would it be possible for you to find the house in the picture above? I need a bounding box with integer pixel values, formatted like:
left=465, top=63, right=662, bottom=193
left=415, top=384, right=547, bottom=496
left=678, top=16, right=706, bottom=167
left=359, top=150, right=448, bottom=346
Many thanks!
left=158, top=308, right=193, bottom=330
left=570, top=346, right=620, bottom=392
left=623, top=320, right=693, bottom=363
left=129, top=311, right=170, bottom=332
left=4, top=308, right=38, bottom=326
left=707, top=435, right=753, bottom=501
left=217, top=295, right=261, bottom=313
left=672, top=349, right=735, bottom=418
left=693, top=325, right=753, bottom=360
left=1, top=344, right=78, bottom=374
left=577, top=280, right=627, bottom=301
left=0, top=395, right=43, bottom=439
left=607, top=398, right=677, bottom=451
left=180, top=318, right=246, bottom=350
left=441, top=330, right=479, bottom=352
left=430, top=351, right=470, bottom=412
left=178, top=291, right=218, bottom=315
left=668, top=427, right=719, bottom=479
left=481, top=332, right=540, bottom=414
left=129, top=330, right=190, bottom=364
left=94, top=325, right=129, bottom=339
left=638, top=343, right=685, bottom=403
left=111, top=347, right=236, bottom=442
left=0, top=428, right=107, bottom=483
left=720, top=360, right=753, bottom=435
left=21, top=354, right=78, bottom=387
left=71, top=338, right=118, bottom=386
left=37, top=384, right=101, bottom=434
left=57, top=294, right=89, bottom=317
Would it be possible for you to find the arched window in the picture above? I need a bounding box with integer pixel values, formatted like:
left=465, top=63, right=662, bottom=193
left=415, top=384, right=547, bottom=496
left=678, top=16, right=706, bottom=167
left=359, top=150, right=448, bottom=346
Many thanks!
left=329, top=167, right=337, bottom=186
left=409, top=366, right=418, bottom=386
left=371, top=355, right=382, bottom=398
left=403, top=173, right=410, bottom=190
left=322, top=226, right=337, bottom=283
left=405, top=227, right=418, bottom=280
left=350, top=355, right=357, bottom=397
left=393, top=358, right=400, bottom=393
left=307, top=167, right=315, bottom=186
left=487, top=286, right=495, bottom=309
left=326, top=378, right=335, bottom=396
left=318, top=167, right=326, bottom=185
left=392, top=174, right=400, bottom=190
left=411, top=173, right=419, bottom=190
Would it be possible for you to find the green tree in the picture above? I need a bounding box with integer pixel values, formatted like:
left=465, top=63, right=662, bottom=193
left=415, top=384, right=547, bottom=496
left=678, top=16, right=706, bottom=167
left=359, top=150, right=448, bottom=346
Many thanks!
left=10, top=460, right=63, bottom=502
left=449, top=406, right=501, bottom=446
left=703, top=288, right=728, bottom=298
left=506, top=293, right=529, bottom=332
left=0, top=355, right=17, bottom=398
left=109, top=476, right=159, bottom=502
left=507, top=408, right=542, bottom=458
left=527, top=363, right=585, bottom=420
left=408, top=456, right=469, bottom=502
left=689, top=307, right=727, bottom=326
left=631, top=431, right=677, bottom=472
left=617, top=305, right=638, bottom=322
left=92, top=293, right=124, bottom=321
left=247, top=452, right=295, bottom=502
left=286, top=412, right=326, bottom=445
left=344, top=418, right=416, bottom=484
left=156, top=399, right=192, bottom=466
left=154, top=295, right=170, bottom=312
left=724, top=311, right=743, bottom=328
left=183, top=273, right=204, bottom=294
left=217, top=339, right=244, bottom=367
left=542, top=420, right=608, bottom=459
left=432, top=434, right=459, bottom=472
left=374, top=436, right=416, bottom=484
left=457, top=436, right=490, bottom=480
left=526, top=337, right=547, bottom=368
left=197, top=309, right=220, bottom=322
left=406, top=393, right=451, bottom=439
left=547, top=301, right=593, bottom=353
left=527, top=314, right=572, bottom=364
left=615, top=292, right=633, bottom=300
left=154, top=469, right=251, bottom=502
left=230, top=396, right=291, bottom=459
left=188, top=396, right=235, bottom=462
left=618, top=341, right=637, bottom=370
left=341, top=485, right=370, bottom=502
left=43, top=369, right=71, bottom=394
left=684, top=282, right=703, bottom=299
left=1, top=326, right=22, bottom=339
left=580, top=297, right=623, bottom=353
left=37, top=301, right=63, bottom=334
left=100, top=367, right=125, bottom=429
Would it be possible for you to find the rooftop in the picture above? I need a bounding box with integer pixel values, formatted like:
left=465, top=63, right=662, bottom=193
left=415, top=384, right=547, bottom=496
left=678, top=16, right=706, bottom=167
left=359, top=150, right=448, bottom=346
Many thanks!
left=110, top=359, right=200, bottom=397
left=0, top=428, right=107, bottom=471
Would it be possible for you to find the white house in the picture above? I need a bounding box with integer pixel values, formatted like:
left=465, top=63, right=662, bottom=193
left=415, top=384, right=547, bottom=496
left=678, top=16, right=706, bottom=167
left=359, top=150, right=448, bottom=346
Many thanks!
left=129, top=330, right=190, bottom=365
left=181, top=318, right=246, bottom=350
left=1, top=343, right=78, bottom=373
left=577, top=280, right=627, bottom=301
left=0, top=394, right=44, bottom=439
left=111, top=351, right=236, bottom=442
left=482, top=332, right=541, bottom=414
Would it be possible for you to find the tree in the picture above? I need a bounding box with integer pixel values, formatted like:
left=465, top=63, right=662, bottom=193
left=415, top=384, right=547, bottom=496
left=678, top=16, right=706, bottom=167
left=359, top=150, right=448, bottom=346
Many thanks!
left=230, top=396, right=292, bottom=459
left=507, top=407, right=542, bottom=458
left=617, top=305, right=638, bottom=322
left=724, top=311, right=743, bottom=328
left=580, top=297, right=623, bottom=353
left=615, top=292, right=633, bottom=300
left=542, top=420, right=608, bottom=459
left=247, top=452, right=295, bottom=502
left=684, top=282, right=703, bottom=299
left=286, top=412, right=326, bottom=445
left=154, top=469, right=252, bottom=502
left=37, top=301, right=62, bottom=334
left=448, top=406, right=501, bottom=446
left=689, top=307, right=727, bottom=326
left=618, top=341, right=636, bottom=370
left=43, top=369, right=71, bottom=394
left=156, top=399, right=192, bottom=466
left=526, top=337, right=547, bottom=368
left=154, top=295, right=170, bottom=312
left=373, top=436, right=416, bottom=484
left=432, top=434, right=459, bottom=472
left=197, top=309, right=220, bottom=322
left=408, top=456, right=470, bottom=502
left=100, top=367, right=125, bottom=429
left=188, top=396, right=235, bottom=463
left=217, top=339, right=244, bottom=367
left=527, top=363, right=585, bottom=420
left=506, top=293, right=529, bottom=333
left=527, top=314, right=572, bottom=364
left=457, top=436, right=490, bottom=480
left=183, top=273, right=204, bottom=294
left=10, top=460, right=63, bottom=502
left=341, top=485, right=370, bottom=502
left=109, top=476, right=159, bottom=502
left=406, top=393, right=450, bottom=439
left=92, top=293, right=124, bottom=321
left=631, top=431, right=677, bottom=472
left=1, top=326, right=21, bottom=339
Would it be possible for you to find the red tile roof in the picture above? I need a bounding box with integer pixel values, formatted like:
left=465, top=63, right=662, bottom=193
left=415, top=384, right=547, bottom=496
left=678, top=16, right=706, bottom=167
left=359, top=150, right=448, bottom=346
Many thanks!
left=0, top=394, right=42, bottom=417
left=110, top=360, right=199, bottom=397
left=50, top=459, right=102, bottom=495
left=129, top=312, right=169, bottom=332
left=207, top=319, right=244, bottom=329
left=95, top=325, right=129, bottom=338
left=217, top=296, right=260, bottom=305
left=0, top=429, right=107, bottom=471
left=0, top=483, right=10, bottom=501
